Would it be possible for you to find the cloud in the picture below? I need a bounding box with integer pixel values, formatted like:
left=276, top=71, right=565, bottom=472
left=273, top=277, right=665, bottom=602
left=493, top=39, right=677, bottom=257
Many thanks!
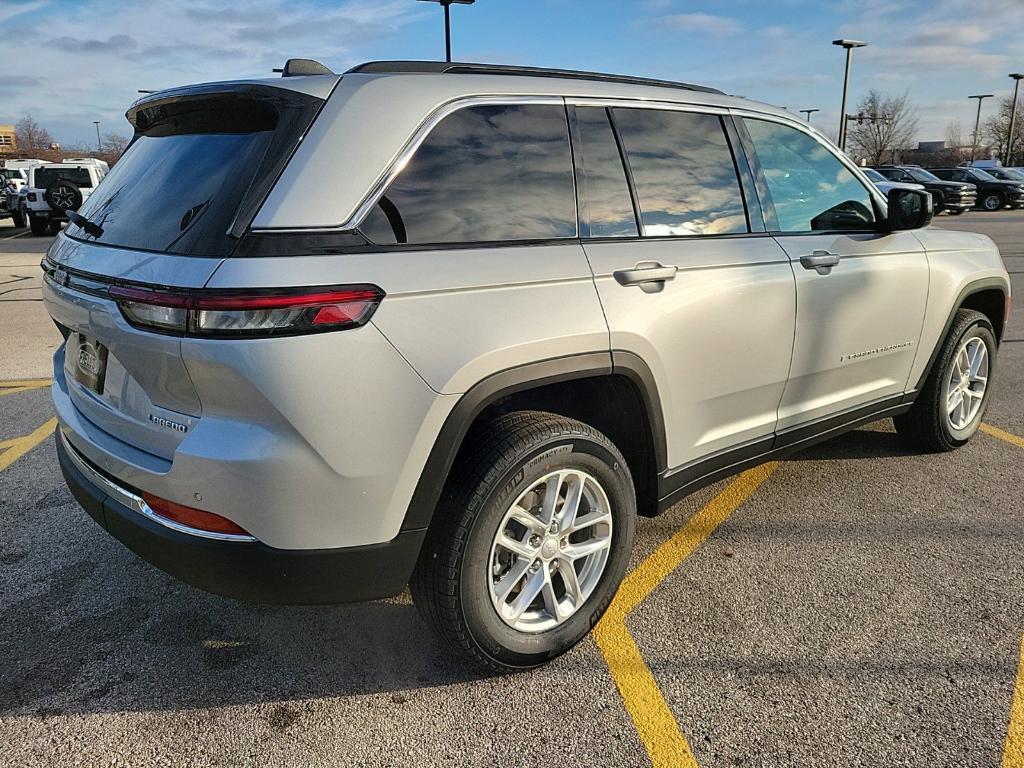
left=0, top=0, right=48, bottom=23
left=658, top=12, right=742, bottom=39
left=47, top=34, right=138, bottom=55
left=910, top=22, right=991, bottom=46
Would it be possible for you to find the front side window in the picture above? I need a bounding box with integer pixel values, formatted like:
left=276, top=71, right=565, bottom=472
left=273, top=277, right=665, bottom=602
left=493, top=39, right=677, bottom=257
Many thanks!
left=612, top=108, right=747, bottom=237
left=743, top=118, right=876, bottom=233
left=360, top=103, right=576, bottom=245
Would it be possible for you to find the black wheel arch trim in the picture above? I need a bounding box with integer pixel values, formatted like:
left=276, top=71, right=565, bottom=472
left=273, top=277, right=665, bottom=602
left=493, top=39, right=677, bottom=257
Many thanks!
left=912, top=277, right=1009, bottom=393
left=401, top=351, right=668, bottom=532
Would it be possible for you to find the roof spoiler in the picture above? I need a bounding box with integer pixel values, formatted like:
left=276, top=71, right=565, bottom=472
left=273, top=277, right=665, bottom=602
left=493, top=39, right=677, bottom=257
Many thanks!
left=273, top=58, right=335, bottom=78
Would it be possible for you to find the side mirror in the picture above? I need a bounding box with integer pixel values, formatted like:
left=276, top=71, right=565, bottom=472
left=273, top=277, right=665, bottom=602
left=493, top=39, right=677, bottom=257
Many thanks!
left=886, top=188, right=933, bottom=231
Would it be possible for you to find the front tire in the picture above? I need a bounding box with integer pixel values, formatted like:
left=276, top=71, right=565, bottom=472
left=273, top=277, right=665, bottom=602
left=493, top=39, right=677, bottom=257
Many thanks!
left=895, top=309, right=996, bottom=451
left=411, top=411, right=636, bottom=672
left=980, top=192, right=1004, bottom=212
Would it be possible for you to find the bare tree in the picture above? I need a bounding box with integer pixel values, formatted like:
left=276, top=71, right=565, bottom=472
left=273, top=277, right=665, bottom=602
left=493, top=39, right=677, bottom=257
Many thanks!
left=982, top=96, right=1024, bottom=165
left=101, top=132, right=130, bottom=161
left=14, top=115, right=54, bottom=155
left=848, top=90, right=920, bottom=165
left=944, top=119, right=971, bottom=163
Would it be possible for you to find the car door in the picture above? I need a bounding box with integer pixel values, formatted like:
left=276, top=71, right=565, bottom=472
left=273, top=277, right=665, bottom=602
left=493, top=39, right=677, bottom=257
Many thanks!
left=736, top=116, right=928, bottom=433
left=571, top=103, right=796, bottom=473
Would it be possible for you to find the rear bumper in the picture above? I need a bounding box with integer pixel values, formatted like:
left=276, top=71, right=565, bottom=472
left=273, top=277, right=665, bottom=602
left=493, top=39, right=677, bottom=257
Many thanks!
left=57, top=429, right=425, bottom=604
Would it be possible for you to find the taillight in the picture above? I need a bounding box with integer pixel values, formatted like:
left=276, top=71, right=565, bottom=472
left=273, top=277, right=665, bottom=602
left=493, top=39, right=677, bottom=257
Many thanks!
left=108, top=285, right=384, bottom=337
left=142, top=492, right=252, bottom=537
left=1006, top=292, right=1013, bottom=326
left=27, top=192, right=37, bottom=202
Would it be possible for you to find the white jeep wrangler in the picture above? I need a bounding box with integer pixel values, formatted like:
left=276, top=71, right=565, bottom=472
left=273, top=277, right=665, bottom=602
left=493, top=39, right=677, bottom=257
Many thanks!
left=24, top=159, right=108, bottom=236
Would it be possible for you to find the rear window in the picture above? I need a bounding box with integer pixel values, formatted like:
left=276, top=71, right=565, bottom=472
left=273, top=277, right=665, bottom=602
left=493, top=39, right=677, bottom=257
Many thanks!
left=35, top=167, right=93, bottom=189
left=67, top=90, right=319, bottom=257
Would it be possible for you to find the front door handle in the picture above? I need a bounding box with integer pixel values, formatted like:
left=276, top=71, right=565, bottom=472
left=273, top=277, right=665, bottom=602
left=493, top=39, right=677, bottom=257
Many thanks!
left=613, top=261, right=678, bottom=293
left=799, top=250, right=841, bottom=275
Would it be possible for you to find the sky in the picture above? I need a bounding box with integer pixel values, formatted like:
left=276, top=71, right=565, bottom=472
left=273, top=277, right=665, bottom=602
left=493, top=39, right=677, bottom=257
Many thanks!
left=3, top=0, right=1023, bottom=148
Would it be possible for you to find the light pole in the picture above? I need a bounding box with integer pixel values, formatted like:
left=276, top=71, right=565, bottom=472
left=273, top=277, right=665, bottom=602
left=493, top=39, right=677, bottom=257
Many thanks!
left=417, top=0, right=475, bottom=63
left=93, top=121, right=101, bottom=152
left=800, top=108, right=820, bottom=123
left=833, top=39, right=867, bottom=152
left=968, top=93, right=994, bottom=163
left=1007, top=74, right=1023, bottom=166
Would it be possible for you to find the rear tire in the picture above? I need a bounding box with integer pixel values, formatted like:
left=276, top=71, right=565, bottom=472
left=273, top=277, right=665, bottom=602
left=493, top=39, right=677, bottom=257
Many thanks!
left=11, top=208, right=25, bottom=228
left=895, top=309, right=996, bottom=452
left=28, top=215, right=47, bottom=236
left=411, top=411, right=636, bottom=672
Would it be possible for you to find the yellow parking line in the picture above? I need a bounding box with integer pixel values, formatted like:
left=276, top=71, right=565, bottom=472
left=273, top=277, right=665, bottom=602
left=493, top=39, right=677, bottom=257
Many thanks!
left=1006, top=636, right=1024, bottom=768
left=0, top=378, right=51, bottom=397
left=594, top=461, right=781, bottom=768
left=982, top=423, right=1024, bottom=450
left=0, top=417, right=57, bottom=472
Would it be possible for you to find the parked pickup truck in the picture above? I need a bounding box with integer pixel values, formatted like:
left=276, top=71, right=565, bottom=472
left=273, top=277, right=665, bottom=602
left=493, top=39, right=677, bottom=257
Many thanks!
left=873, top=165, right=976, bottom=215
left=0, top=169, right=27, bottom=227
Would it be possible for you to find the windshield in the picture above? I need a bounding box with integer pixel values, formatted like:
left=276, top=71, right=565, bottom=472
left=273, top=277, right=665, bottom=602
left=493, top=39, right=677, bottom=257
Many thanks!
left=34, top=167, right=92, bottom=189
left=863, top=168, right=885, bottom=182
left=969, top=168, right=999, bottom=182
left=906, top=168, right=940, bottom=182
left=989, top=167, right=1024, bottom=181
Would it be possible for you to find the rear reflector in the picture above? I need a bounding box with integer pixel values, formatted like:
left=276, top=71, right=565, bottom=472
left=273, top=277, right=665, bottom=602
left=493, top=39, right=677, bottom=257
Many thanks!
left=142, top=492, right=252, bottom=537
left=108, top=285, right=384, bottom=337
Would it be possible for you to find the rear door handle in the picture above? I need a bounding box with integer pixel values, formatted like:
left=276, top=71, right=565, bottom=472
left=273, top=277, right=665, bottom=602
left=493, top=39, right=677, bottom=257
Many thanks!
left=613, top=261, right=678, bottom=293
left=799, top=250, right=841, bottom=275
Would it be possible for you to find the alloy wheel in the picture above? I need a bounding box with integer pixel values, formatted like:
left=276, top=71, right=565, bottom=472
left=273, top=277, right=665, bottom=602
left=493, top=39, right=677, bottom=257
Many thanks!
left=946, top=335, right=988, bottom=430
left=488, top=469, right=612, bottom=633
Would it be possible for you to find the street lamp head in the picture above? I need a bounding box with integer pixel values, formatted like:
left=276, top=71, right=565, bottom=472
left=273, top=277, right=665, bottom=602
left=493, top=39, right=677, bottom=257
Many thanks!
left=969, top=94, right=995, bottom=99
left=1011, top=73, right=1024, bottom=81
left=833, top=39, right=867, bottom=49
left=416, top=0, right=475, bottom=4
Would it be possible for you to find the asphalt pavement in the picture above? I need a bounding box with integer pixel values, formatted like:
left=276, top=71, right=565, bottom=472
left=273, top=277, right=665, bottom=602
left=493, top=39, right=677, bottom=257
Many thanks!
left=1, top=212, right=1022, bottom=767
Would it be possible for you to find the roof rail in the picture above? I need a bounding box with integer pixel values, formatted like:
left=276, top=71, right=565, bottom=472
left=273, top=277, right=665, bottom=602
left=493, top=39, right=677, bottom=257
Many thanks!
left=274, top=58, right=335, bottom=78
left=346, top=60, right=723, bottom=95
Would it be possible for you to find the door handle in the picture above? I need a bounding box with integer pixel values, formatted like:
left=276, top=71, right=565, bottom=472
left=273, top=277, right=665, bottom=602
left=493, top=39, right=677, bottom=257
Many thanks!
left=613, top=261, right=678, bottom=293
left=799, top=250, right=841, bottom=275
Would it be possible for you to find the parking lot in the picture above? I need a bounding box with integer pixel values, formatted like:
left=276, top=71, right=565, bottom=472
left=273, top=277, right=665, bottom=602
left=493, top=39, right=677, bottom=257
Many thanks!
left=1, top=213, right=1023, bottom=767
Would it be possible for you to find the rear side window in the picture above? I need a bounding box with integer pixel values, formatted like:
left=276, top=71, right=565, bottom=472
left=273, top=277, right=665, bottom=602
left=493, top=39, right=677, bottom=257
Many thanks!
left=611, top=108, right=748, bottom=237
left=572, top=107, right=638, bottom=238
left=359, top=104, right=576, bottom=245
left=743, top=118, right=876, bottom=233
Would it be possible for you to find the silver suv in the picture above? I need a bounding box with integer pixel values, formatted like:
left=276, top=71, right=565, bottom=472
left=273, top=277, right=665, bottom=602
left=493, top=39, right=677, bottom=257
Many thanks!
left=43, top=60, right=1011, bottom=671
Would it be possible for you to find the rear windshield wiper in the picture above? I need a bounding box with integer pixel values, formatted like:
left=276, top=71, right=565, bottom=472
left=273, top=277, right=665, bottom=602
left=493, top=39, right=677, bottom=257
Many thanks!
left=66, top=210, right=104, bottom=238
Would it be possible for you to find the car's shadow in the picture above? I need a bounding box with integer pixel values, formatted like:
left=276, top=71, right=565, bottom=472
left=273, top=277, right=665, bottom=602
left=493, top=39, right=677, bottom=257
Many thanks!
left=786, top=424, right=918, bottom=462
left=1, top=477, right=488, bottom=719
left=1, top=425, right=916, bottom=719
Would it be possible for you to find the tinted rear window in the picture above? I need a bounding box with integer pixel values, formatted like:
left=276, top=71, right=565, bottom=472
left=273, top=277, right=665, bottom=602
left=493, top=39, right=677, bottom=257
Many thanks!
left=67, top=93, right=309, bottom=257
left=35, top=167, right=93, bottom=189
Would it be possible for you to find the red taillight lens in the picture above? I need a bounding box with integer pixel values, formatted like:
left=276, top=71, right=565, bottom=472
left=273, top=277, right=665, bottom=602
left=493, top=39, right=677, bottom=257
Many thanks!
left=108, top=285, right=384, bottom=337
left=27, top=192, right=37, bottom=202
left=1006, top=293, right=1013, bottom=327
left=142, top=492, right=252, bottom=537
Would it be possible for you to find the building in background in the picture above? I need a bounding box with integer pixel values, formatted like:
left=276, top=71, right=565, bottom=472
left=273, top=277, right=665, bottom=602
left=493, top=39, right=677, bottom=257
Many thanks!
left=0, top=125, right=16, bottom=156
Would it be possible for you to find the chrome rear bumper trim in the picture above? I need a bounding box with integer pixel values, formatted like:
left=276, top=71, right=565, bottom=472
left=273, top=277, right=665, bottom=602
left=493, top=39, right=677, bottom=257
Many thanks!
left=60, top=430, right=257, bottom=543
